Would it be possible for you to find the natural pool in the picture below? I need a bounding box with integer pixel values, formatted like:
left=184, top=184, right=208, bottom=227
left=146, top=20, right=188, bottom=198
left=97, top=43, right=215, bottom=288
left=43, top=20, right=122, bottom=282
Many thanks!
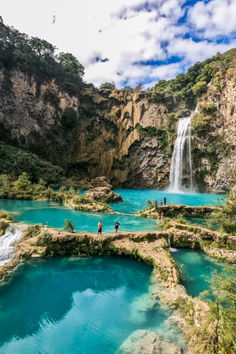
left=0, top=199, right=160, bottom=233
left=172, top=249, right=234, bottom=297
left=111, top=189, right=223, bottom=213
left=0, top=257, right=185, bottom=353
left=0, top=190, right=233, bottom=353
left=0, top=189, right=223, bottom=233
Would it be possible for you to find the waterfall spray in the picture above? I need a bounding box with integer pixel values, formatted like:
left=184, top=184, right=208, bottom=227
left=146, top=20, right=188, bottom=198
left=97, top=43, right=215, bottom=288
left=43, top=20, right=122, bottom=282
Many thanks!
left=0, top=225, right=24, bottom=266
left=168, top=107, right=197, bottom=193
left=168, top=235, right=178, bottom=252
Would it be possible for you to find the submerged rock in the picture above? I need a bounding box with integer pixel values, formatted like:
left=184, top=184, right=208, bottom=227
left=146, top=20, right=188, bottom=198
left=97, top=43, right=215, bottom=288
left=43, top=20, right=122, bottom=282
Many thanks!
left=85, top=186, right=123, bottom=203
left=117, top=330, right=183, bottom=354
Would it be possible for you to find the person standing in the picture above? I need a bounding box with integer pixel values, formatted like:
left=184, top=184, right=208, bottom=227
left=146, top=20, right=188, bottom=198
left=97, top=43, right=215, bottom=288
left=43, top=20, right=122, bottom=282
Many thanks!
left=114, top=221, right=120, bottom=233
left=98, top=220, right=103, bottom=235
left=161, top=211, right=164, bottom=219
left=164, top=197, right=166, bottom=205
left=160, top=200, right=163, bottom=206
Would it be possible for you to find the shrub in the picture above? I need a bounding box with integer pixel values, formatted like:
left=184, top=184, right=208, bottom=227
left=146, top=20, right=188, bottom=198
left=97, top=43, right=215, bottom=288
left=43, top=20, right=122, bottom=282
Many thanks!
left=38, top=231, right=52, bottom=244
left=64, top=219, right=76, bottom=232
left=192, top=81, right=207, bottom=96
left=201, top=102, right=218, bottom=115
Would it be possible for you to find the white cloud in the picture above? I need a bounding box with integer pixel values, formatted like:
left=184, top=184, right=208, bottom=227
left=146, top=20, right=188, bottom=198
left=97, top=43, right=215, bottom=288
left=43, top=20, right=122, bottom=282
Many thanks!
left=188, top=0, right=236, bottom=38
left=167, top=37, right=236, bottom=65
left=0, top=0, right=235, bottom=88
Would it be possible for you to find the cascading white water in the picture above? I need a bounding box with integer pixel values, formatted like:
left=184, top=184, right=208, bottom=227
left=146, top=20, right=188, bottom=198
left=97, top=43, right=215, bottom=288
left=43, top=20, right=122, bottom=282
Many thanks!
left=0, top=225, right=23, bottom=266
left=168, top=235, right=178, bottom=252
left=169, top=109, right=196, bottom=193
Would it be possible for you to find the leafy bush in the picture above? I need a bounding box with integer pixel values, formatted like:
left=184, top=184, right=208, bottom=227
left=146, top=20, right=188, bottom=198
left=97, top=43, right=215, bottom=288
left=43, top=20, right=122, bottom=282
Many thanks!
left=0, top=142, right=64, bottom=185
left=192, top=81, right=207, bottom=96
left=99, top=82, right=116, bottom=90
left=200, top=270, right=236, bottom=353
left=211, top=191, right=236, bottom=235
left=64, top=219, right=76, bottom=232
left=38, top=231, right=52, bottom=245
left=201, top=102, right=218, bottom=115
left=192, top=113, right=213, bottom=134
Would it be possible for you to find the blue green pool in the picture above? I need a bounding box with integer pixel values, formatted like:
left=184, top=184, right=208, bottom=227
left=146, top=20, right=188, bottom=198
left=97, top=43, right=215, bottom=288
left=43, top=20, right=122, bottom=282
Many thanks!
left=172, top=249, right=234, bottom=297
left=0, top=189, right=223, bottom=233
left=111, top=189, right=223, bottom=213
left=0, top=257, right=185, bottom=353
left=0, top=199, right=160, bottom=233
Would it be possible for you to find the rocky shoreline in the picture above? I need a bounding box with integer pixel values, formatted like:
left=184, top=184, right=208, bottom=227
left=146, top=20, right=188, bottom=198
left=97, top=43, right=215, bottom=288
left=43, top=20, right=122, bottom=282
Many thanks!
left=137, top=205, right=220, bottom=218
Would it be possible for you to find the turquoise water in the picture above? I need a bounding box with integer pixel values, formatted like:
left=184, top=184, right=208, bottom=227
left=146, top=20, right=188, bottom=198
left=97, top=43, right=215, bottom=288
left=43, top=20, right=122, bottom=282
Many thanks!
left=0, top=199, right=159, bottom=233
left=111, top=189, right=223, bottom=213
left=0, top=189, right=223, bottom=232
left=172, top=249, right=233, bottom=297
left=0, top=257, right=185, bottom=353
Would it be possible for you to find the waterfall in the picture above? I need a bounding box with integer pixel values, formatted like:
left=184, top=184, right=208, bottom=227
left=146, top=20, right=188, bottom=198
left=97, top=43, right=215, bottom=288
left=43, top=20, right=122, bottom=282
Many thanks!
left=169, top=108, right=196, bottom=193
left=168, top=235, right=178, bottom=253
left=0, top=225, right=23, bottom=266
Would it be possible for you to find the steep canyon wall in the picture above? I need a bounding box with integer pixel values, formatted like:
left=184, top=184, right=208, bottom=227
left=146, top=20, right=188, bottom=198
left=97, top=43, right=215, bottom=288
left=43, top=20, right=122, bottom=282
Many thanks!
left=0, top=67, right=235, bottom=191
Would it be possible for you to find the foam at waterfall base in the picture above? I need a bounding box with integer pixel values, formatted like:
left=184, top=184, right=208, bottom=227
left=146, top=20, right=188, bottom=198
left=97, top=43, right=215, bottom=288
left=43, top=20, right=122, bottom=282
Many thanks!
left=0, top=224, right=24, bottom=266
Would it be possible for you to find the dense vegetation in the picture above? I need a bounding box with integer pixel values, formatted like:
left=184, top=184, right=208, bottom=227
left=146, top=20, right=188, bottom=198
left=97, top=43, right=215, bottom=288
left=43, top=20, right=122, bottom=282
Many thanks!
left=200, top=269, right=236, bottom=353
left=0, top=142, right=64, bottom=185
left=0, top=17, right=85, bottom=96
left=0, top=172, right=111, bottom=212
left=150, top=49, right=236, bottom=108
left=211, top=191, right=236, bottom=235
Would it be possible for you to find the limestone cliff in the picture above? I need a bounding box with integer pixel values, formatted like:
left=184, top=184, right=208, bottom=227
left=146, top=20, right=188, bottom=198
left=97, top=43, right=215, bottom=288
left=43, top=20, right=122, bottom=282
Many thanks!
left=0, top=68, right=78, bottom=166
left=192, top=66, right=236, bottom=192
left=0, top=50, right=236, bottom=191
left=69, top=88, right=184, bottom=188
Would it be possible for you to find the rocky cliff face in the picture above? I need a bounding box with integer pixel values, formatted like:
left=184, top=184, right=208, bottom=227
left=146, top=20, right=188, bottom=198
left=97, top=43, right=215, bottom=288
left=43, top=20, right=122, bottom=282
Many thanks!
left=191, top=67, right=236, bottom=192
left=70, top=88, right=184, bottom=188
left=0, top=65, right=235, bottom=191
left=0, top=69, right=78, bottom=166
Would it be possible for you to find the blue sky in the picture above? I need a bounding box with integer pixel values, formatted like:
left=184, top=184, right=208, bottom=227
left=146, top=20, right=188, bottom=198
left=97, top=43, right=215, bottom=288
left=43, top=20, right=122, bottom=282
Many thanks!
left=1, top=0, right=236, bottom=88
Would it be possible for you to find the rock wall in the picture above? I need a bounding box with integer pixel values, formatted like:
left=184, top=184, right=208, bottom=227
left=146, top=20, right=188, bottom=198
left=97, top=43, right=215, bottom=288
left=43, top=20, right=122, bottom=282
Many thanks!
left=0, top=67, right=235, bottom=191
left=191, top=67, right=236, bottom=192
left=0, top=69, right=78, bottom=166
left=70, top=88, right=183, bottom=188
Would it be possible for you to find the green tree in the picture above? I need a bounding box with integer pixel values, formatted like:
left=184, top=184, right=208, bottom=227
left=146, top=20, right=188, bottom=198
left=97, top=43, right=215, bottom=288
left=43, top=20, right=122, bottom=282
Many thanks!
left=100, top=81, right=116, bottom=90
left=0, top=174, right=11, bottom=198
left=13, top=172, right=33, bottom=199
left=200, top=269, right=236, bottom=353
left=211, top=191, right=236, bottom=235
left=64, top=218, right=76, bottom=232
left=58, top=52, right=85, bottom=95
left=192, top=81, right=207, bottom=96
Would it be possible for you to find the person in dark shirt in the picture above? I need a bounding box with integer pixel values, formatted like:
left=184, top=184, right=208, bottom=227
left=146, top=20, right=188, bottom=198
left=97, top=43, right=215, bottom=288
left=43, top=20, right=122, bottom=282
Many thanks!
left=115, top=221, right=120, bottom=233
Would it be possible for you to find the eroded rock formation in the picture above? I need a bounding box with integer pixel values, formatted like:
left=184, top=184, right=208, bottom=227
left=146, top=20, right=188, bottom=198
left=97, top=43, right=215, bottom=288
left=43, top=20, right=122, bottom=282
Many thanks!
left=85, top=186, right=123, bottom=203
left=0, top=53, right=235, bottom=192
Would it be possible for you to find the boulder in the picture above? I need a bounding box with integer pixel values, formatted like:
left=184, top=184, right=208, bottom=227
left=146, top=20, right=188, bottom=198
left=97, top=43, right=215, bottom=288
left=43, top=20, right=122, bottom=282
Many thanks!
left=117, top=330, right=183, bottom=354
left=90, top=176, right=112, bottom=188
left=85, top=186, right=123, bottom=203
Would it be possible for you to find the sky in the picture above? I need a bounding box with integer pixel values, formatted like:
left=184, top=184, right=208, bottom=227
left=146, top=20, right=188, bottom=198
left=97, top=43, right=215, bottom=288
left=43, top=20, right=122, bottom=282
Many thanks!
left=1, top=0, right=236, bottom=88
